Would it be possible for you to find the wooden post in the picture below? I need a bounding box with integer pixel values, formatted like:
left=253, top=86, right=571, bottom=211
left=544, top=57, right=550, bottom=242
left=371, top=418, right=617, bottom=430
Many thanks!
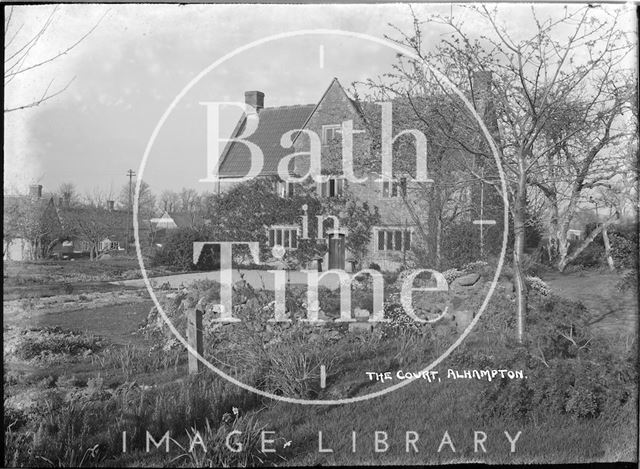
left=602, top=226, right=615, bottom=271
left=187, top=307, right=204, bottom=374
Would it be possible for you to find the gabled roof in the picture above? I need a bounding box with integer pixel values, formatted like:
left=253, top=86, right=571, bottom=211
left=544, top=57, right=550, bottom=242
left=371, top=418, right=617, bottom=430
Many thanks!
left=217, top=104, right=315, bottom=178
left=289, top=77, right=367, bottom=148
left=218, top=78, right=370, bottom=179
left=216, top=77, right=498, bottom=180
left=3, top=195, right=55, bottom=216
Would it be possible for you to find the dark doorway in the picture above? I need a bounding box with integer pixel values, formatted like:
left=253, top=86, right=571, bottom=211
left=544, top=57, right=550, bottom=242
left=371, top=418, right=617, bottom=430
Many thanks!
left=328, top=234, right=345, bottom=270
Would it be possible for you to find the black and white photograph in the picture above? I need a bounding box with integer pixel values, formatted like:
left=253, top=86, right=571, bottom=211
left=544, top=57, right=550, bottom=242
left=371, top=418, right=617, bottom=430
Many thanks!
left=3, top=1, right=639, bottom=466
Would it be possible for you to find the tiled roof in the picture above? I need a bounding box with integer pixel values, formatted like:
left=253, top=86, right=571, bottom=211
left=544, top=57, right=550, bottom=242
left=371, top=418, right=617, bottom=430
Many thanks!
left=217, top=104, right=315, bottom=178
left=3, top=195, right=54, bottom=215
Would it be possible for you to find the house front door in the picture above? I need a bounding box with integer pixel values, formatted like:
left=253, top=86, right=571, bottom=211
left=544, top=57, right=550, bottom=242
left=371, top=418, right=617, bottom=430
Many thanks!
left=328, top=234, right=345, bottom=270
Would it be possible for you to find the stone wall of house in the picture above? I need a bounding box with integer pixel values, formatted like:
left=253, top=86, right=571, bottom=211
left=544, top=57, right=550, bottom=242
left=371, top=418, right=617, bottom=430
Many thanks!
left=292, top=79, right=430, bottom=272
left=293, top=78, right=371, bottom=177
left=347, top=175, right=426, bottom=271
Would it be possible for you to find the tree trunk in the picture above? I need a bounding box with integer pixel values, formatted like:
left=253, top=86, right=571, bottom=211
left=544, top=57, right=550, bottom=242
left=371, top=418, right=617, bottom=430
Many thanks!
left=556, top=229, right=570, bottom=270
left=602, top=226, right=615, bottom=271
left=557, top=213, right=619, bottom=271
left=401, top=191, right=430, bottom=264
left=513, top=209, right=528, bottom=344
left=30, top=238, right=40, bottom=260
left=512, top=173, right=528, bottom=344
left=44, top=238, right=59, bottom=259
left=435, top=216, right=442, bottom=270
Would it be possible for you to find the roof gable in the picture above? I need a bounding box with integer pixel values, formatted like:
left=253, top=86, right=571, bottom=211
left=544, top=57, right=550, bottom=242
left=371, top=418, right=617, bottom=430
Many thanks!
left=3, top=195, right=55, bottom=215
left=289, top=77, right=367, bottom=147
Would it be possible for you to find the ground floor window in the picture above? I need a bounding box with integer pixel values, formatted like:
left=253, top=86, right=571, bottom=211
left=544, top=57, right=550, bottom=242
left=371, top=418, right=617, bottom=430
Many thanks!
left=381, top=177, right=407, bottom=198
left=101, top=240, right=120, bottom=251
left=317, top=177, right=344, bottom=197
left=267, top=226, right=299, bottom=249
left=375, top=228, right=412, bottom=252
left=276, top=180, right=295, bottom=197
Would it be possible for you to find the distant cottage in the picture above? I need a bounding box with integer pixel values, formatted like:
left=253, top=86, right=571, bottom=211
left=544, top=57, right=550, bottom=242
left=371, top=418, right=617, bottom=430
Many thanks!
left=3, top=185, right=61, bottom=261
left=3, top=185, right=151, bottom=261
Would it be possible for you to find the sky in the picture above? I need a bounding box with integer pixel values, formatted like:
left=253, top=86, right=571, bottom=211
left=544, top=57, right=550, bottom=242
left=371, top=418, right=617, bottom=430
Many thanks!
left=3, top=2, right=636, bottom=199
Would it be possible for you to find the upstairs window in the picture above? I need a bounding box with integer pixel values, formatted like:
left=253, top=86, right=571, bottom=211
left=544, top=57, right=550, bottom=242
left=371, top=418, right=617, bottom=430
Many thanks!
left=322, top=124, right=341, bottom=144
left=267, top=226, right=299, bottom=249
left=376, top=228, right=412, bottom=252
left=317, top=177, right=344, bottom=197
left=276, top=181, right=295, bottom=198
left=381, top=177, right=407, bottom=198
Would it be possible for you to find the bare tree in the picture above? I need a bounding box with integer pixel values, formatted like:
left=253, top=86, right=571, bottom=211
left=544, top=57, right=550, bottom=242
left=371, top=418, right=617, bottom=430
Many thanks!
left=118, top=180, right=157, bottom=220
left=158, top=190, right=181, bottom=212
left=64, top=207, right=120, bottom=260
left=55, top=181, right=78, bottom=207
left=4, top=5, right=107, bottom=112
left=530, top=83, right=633, bottom=271
left=352, top=82, right=496, bottom=269
left=82, top=185, right=115, bottom=209
left=179, top=188, right=201, bottom=212
left=3, top=195, right=62, bottom=260
left=381, top=4, right=633, bottom=342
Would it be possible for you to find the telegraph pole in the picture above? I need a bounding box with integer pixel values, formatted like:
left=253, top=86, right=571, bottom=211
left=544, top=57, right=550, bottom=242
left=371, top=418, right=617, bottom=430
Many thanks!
left=472, top=166, right=496, bottom=260
left=126, top=169, right=136, bottom=252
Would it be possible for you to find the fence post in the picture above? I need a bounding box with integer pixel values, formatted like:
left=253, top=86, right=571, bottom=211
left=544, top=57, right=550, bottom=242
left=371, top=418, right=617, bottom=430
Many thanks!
left=187, top=307, right=204, bottom=374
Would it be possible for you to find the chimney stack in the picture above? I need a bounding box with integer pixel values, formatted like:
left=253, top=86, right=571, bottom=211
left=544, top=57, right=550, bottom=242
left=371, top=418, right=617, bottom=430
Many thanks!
left=244, top=91, right=264, bottom=113
left=58, top=197, right=64, bottom=207
left=107, top=200, right=115, bottom=211
left=29, top=184, right=43, bottom=199
left=63, top=194, right=71, bottom=208
left=472, top=71, right=492, bottom=116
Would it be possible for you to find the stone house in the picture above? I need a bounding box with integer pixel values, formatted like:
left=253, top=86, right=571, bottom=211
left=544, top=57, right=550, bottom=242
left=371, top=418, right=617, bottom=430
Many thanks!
left=216, top=77, right=494, bottom=271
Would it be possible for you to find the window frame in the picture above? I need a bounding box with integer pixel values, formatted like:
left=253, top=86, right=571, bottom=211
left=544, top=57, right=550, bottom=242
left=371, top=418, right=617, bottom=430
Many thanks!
left=321, top=124, right=342, bottom=145
left=317, top=176, right=345, bottom=198
left=276, top=180, right=295, bottom=198
left=381, top=177, right=407, bottom=199
left=374, top=226, right=413, bottom=252
left=266, top=225, right=300, bottom=250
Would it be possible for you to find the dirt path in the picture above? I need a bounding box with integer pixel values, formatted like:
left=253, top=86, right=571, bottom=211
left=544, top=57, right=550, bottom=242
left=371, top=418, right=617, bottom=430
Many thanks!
left=542, top=270, right=637, bottom=338
left=4, top=290, right=154, bottom=346
left=113, top=268, right=343, bottom=290
left=16, top=302, right=154, bottom=345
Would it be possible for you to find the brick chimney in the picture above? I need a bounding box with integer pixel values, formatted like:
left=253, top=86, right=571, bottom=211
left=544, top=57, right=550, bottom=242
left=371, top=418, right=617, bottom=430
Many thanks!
left=58, top=197, right=64, bottom=207
left=472, top=70, right=492, bottom=116
left=244, top=91, right=264, bottom=112
left=29, top=184, right=43, bottom=199
left=107, top=200, right=115, bottom=211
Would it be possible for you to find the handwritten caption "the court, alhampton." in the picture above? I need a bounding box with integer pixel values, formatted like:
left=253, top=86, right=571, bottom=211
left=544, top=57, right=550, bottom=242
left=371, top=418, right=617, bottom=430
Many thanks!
left=366, top=369, right=526, bottom=383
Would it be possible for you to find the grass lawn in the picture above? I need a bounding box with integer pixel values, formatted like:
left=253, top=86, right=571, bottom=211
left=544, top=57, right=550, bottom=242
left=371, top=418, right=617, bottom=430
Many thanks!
left=258, top=378, right=636, bottom=465
left=3, top=263, right=638, bottom=466
left=543, top=269, right=638, bottom=342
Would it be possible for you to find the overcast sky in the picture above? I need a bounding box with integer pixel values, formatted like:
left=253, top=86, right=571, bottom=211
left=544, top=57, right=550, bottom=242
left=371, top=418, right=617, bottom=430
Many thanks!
left=4, top=3, right=635, bottom=198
